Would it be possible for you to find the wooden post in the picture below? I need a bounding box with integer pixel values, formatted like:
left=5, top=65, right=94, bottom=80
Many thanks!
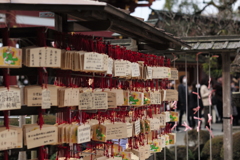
left=54, top=13, right=68, bottom=32
left=222, top=53, right=233, bottom=160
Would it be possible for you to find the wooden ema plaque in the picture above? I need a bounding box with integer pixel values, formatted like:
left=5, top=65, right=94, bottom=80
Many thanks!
left=0, top=47, right=22, bottom=68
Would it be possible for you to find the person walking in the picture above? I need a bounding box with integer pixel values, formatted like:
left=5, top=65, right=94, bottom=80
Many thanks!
left=177, top=75, right=188, bottom=131
left=200, top=78, right=211, bottom=128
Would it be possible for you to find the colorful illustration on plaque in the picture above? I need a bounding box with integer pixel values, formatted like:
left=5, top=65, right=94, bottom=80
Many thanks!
left=129, top=95, right=139, bottom=105
left=144, top=120, right=150, bottom=133
left=96, top=126, right=105, bottom=140
left=170, top=115, right=176, bottom=121
left=169, top=134, right=175, bottom=144
left=150, top=142, right=159, bottom=152
left=113, top=144, right=122, bottom=156
left=3, top=48, right=18, bottom=65
left=167, top=68, right=171, bottom=78
left=129, top=92, right=143, bottom=106
left=170, top=112, right=179, bottom=122
left=121, top=152, right=131, bottom=160
left=144, top=92, right=151, bottom=105
left=166, top=140, right=169, bottom=146
left=0, top=47, right=21, bottom=67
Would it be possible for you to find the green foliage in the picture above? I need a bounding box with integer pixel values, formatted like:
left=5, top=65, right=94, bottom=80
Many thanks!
left=169, top=145, right=198, bottom=160
left=50, top=153, right=56, bottom=160
left=176, top=145, right=187, bottom=160
left=202, top=57, right=222, bottom=79
left=232, top=132, right=240, bottom=160
left=43, top=114, right=56, bottom=125
left=185, top=130, right=198, bottom=146
left=201, top=136, right=223, bottom=160
left=184, top=129, right=210, bottom=147
left=169, top=145, right=186, bottom=160
left=164, top=0, right=200, bottom=14
left=156, top=147, right=175, bottom=160
left=164, top=0, right=177, bottom=11
left=188, top=148, right=196, bottom=160
left=220, top=131, right=240, bottom=160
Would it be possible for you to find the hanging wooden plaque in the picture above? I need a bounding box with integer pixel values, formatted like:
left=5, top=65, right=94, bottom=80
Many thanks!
left=0, top=46, right=22, bottom=68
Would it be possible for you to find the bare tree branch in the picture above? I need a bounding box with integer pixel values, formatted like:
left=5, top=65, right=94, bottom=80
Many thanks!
left=194, top=0, right=237, bottom=15
left=195, top=2, right=212, bottom=15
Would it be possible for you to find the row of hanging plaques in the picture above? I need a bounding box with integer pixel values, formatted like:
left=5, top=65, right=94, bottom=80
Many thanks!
left=0, top=86, right=178, bottom=111
left=0, top=47, right=178, bottom=80
left=0, top=110, right=178, bottom=151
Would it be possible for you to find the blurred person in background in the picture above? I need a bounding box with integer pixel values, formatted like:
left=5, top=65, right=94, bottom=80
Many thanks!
left=200, top=77, right=211, bottom=128
left=177, top=75, right=188, bottom=131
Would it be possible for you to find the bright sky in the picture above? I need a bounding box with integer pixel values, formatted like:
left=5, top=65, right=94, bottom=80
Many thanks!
left=131, top=0, right=240, bottom=21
